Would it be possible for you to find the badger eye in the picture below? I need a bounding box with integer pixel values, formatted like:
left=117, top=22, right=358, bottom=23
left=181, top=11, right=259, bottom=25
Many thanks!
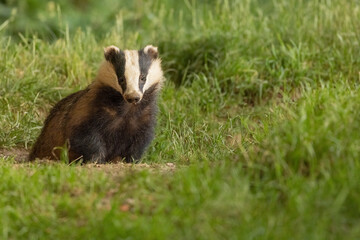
left=139, top=74, right=146, bottom=82
left=118, top=77, right=125, bottom=83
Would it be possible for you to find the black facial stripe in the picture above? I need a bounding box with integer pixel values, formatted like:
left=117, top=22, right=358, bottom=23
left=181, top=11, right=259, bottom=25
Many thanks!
left=117, top=51, right=127, bottom=92
left=105, top=49, right=127, bottom=92
left=139, top=77, right=146, bottom=93
left=138, top=49, right=153, bottom=92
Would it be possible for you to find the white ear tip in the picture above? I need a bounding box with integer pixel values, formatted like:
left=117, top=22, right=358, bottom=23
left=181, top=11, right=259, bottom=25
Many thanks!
left=144, top=45, right=158, bottom=54
left=104, top=45, right=120, bottom=53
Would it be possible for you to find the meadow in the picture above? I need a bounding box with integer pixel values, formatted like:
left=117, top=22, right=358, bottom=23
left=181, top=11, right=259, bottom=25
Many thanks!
left=1, top=0, right=360, bottom=239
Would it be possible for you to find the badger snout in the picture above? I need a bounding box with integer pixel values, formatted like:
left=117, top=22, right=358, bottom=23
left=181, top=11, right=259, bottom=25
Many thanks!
left=124, top=92, right=142, bottom=104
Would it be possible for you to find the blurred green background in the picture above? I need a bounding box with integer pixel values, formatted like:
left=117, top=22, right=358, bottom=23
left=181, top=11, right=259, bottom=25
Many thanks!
left=0, top=0, right=197, bottom=40
left=0, top=0, right=133, bottom=39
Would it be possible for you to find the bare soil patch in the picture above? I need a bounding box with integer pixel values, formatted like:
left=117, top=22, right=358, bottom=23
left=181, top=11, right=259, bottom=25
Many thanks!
left=0, top=148, right=177, bottom=173
left=0, top=147, right=29, bottom=162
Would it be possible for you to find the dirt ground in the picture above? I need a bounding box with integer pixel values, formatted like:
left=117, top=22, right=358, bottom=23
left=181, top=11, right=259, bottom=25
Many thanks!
left=0, top=148, right=177, bottom=173
left=0, top=147, right=29, bottom=162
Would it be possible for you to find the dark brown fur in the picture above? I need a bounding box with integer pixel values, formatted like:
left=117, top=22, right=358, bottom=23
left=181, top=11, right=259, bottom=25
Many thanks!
left=29, top=82, right=160, bottom=163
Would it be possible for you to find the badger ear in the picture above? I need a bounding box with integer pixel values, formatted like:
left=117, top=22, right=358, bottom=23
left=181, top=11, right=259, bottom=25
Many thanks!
left=104, top=45, right=120, bottom=62
left=144, top=45, right=158, bottom=59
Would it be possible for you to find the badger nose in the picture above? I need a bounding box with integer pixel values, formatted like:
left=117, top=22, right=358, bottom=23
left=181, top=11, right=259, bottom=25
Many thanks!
left=127, top=96, right=140, bottom=103
left=124, top=93, right=141, bottom=104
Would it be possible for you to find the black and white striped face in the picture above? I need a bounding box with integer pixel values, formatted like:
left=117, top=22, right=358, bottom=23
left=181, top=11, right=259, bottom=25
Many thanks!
left=99, top=45, right=163, bottom=104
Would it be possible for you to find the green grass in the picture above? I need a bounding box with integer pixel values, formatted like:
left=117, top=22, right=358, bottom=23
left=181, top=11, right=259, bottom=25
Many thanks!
left=1, top=0, right=360, bottom=239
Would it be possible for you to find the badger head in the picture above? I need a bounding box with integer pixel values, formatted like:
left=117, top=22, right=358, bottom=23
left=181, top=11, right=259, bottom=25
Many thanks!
left=96, top=45, right=163, bottom=104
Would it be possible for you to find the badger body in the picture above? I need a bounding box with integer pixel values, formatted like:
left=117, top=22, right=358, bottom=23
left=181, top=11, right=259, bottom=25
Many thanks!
left=29, top=45, right=164, bottom=163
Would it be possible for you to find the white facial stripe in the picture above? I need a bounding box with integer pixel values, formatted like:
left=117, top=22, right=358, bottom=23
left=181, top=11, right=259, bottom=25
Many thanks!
left=143, top=59, right=164, bottom=92
left=124, top=50, right=141, bottom=96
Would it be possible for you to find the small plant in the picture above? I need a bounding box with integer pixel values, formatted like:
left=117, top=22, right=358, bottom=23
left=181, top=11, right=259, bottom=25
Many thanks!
left=52, top=139, right=71, bottom=164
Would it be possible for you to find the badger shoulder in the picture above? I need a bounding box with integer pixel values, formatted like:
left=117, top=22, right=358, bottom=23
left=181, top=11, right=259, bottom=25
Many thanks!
left=28, top=88, right=90, bottom=160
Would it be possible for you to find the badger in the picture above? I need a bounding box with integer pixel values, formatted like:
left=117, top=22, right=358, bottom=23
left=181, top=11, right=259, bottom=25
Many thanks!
left=29, top=45, right=164, bottom=163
